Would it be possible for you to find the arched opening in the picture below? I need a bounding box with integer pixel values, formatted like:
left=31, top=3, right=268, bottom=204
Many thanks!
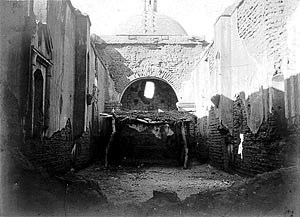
left=33, top=70, right=44, bottom=138
left=120, top=78, right=178, bottom=111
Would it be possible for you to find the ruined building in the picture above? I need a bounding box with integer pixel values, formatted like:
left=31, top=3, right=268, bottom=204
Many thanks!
left=191, top=0, right=300, bottom=176
left=0, top=0, right=300, bottom=215
left=93, top=0, right=208, bottom=112
left=0, top=0, right=118, bottom=175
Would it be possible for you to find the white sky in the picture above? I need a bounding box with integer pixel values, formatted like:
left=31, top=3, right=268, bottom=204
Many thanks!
left=71, top=0, right=236, bottom=41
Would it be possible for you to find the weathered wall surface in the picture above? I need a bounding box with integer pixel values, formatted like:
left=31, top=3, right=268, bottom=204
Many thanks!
left=73, top=13, right=89, bottom=136
left=231, top=93, right=294, bottom=176
left=235, top=0, right=300, bottom=130
left=285, top=4, right=300, bottom=130
left=0, top=1, right=33, bottom=199
left=94, top=35, right=207, bottom=102
left=24, top=120, right=73, bottom=173
left=0, top=0, right=114, bottom=177
left=0, top=1, right=32, bottom=145
left=206, top=88, right=289, bottom=176
left=192, top=0, right=300, bottom=175
left=46, top=0, right=77, bottom=135
left=0, top=1, right=35, bottom=212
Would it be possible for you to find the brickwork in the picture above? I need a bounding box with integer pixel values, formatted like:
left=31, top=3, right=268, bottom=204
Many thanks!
left=23, top=120, right=93, bottom=173
left=1, top=0, right=114, bottom=177
left=95, top=36, right=207, bottom=99
left=187, top=119, right=198, bottom=160
left=74, top=131, right=91, bottom=169
left=24, top=120, right=72, bottom=173
left=196, top=117, right=209, bottom=163
left=237, top=0, right=298, bottom=63
left=104, top=101, right=122, bottom=113
left=206, top=87, right=290, bottom=176
left=197, top=0, right=300, bottom=176
left=231, top=94, right=294, bottom=176
left=207, top=108, right=226, bottom=169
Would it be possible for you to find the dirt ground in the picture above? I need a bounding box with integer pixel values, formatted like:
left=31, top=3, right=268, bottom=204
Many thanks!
left=3, top=159, right=299, bottom=217
left=77, top=163, right=245, bottom=205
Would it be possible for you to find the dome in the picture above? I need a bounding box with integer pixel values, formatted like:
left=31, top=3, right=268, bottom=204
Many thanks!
left=115, top=13, right=187, bottom=36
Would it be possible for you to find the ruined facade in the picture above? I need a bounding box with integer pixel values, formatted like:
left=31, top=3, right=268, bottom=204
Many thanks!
left=184, top=0, right=300, bottom=175
left=1, top=0, right=299, bottom=184
left=92, top=0, right=208, bottom=112
left=0, top=0, right=117, bottom=174
left=83, top=0, right=207, bottom=166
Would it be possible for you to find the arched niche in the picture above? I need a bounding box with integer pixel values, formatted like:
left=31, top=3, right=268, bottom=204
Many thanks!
left=120, top=78, right=178, bottom=111
left=33, top=69, right=44, bottom=138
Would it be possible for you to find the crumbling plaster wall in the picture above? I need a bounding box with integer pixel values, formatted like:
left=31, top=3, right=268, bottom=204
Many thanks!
left=192, top=0, right=299, bottom=119
left=0, top=0, right=111, bottom=176
left=285, top=3, right=300, bottom=128
left=46, top=0, right=76, bottom=136
left=192, top=0, right=300, bottom=175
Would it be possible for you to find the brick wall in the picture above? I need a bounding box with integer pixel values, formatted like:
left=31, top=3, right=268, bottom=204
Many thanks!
left=207, top=108, right=226, bottom=170
left=24, top=120, right=72, bottom=173
left=23, top=119, right=93, bottom=173
left=0, top=0, right=106, bottom=175
left=231, top=93, right=295, bottom=176
left=95, top=35, right=207, bottom=100
left=74, top=131, right=91, bottom=169
left=196, top=117, right=209, bottom=163
left=200, top=0, right=300, bottom=176
left=46, top=0, right=77, bottom=134
left=237, top=0, right=299, bottom=63
left=206, top=87, right=292, bottom=176
left=104, top=101, right=122, bottom=113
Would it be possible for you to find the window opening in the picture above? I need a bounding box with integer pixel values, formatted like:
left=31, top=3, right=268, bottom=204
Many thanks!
left=238, top=133, right=244, bottom=159
left=144, top=81, right=155, bottom=99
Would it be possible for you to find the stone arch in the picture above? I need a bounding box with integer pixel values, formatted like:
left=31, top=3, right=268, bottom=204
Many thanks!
left=120, top=77, right=179, bottom=100
left=124, top=69, right=181, bottom=95
left=120, top=77, right=179, bottom=111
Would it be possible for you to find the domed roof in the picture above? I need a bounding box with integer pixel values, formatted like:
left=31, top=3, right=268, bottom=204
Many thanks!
left=115, top=13, right=187, bottom=36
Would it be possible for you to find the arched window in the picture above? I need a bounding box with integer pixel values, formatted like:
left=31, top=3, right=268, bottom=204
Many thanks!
left=144, top=81, right=155, bottom=99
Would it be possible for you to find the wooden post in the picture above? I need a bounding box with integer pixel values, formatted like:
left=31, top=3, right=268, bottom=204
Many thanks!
left=105, top=116, right=116, bottom=168
left=181, top=121, right=189, bottom=169
left=174, top=122, right=181, bottom=164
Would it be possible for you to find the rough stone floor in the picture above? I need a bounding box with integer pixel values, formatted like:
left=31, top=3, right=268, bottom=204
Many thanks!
left=77, top=163, right=244, bottom=205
